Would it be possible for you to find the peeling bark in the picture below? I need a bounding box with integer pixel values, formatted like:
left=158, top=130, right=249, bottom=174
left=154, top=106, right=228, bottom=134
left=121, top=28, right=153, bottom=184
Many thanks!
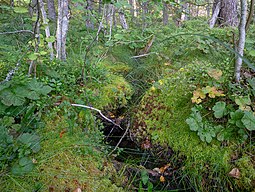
left=47, top=0, right=56, bottom=22
left=235, top=0, right=247, bottom=83
left=119, top=11, right=128, bottom=29
left=209, top=1, right=221, bottom=28
left=56, top=0, right=69, bottom=61
left=39, top=0, right=54, bottom=60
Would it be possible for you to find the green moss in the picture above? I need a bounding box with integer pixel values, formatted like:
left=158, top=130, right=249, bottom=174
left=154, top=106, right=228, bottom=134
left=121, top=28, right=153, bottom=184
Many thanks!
left=133, top=63, right=254, bottom=191
left=0, top=113, right=124, bottom=192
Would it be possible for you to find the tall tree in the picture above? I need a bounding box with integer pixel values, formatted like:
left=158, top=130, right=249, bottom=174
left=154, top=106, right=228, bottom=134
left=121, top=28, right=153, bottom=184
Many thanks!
left=56, top=0, right=69, bottom=61
left=39, top=0, right=54, bottom=60
left=235, top=0, right=247, bottom=82
left=47, top=0, right=56, bottom=21
left=209, top=0, right=238, bottom=28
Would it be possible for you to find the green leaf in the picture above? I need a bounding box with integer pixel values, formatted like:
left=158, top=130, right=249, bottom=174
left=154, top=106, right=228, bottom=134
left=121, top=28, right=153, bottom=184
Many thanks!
left=212, top=101, right=227, bottom=118
left=28, top=53, right=38, bottom=61
left=26, top=91, right=40, bottom=100
left=18, top=133, right=41, bottom=153
left=241, top=111, right=255, bottom=131
left=45, top=36, right=55, bottom=43
left=229, top=110, right=245, bottom=128
left=141, top=170, right=149, bottom=185
left=0, top=90, right=26, bottom=106
left=1, top=116, right=15, bottom=127
left=11, top=157, right=34, bottom=175
left=14, top=7, right=28, bottom=13
left=249, top=50, right=255, bottom=57
left=27, top=79, right=52, bottom=95
left=0, top=101, right=8, bottom=115
left=235, top=96, right=251, bottom=110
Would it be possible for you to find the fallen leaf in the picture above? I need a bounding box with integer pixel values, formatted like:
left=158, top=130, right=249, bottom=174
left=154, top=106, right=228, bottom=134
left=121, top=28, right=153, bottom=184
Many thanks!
left=160, top=175, right=165, bottom=182
left=229, top=168, right=240, bottom=179
left=73, top=188, right=82, bottom=192
left=60, top=129, right=67, bottom=138
left=207, top=68, right=222, bottom=80
left=159, top=164, right=170, bottom=173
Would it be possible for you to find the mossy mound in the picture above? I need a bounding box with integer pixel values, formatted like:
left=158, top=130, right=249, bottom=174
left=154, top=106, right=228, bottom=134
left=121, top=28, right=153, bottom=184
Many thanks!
left=132, top=64, right=255, bottom=191
left=0, top=112, right=124, bottom=192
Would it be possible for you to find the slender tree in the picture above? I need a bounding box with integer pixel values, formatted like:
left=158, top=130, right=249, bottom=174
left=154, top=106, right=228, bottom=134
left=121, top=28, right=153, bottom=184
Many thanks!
left=209, top=0, right=238, bottom=28
left=56, top=0, right=69, bottom=61
left=235, top=0, right=247, bottom=82
left=39, top=0, right=54, bottom=60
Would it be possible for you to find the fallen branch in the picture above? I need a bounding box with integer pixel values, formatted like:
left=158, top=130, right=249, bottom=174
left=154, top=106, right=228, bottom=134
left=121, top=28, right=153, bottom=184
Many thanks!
left=108, top=121, right=130, bottom=156
left=71, top=103, right=123, bottom=130
left=0, top=30, right=34, bottom=35
left=131, top=52, right=157, bottom=59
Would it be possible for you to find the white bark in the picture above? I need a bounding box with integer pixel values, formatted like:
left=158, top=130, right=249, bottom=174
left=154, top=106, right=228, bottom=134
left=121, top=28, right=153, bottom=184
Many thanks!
left=209, top=2, right=221, bottom=28
left=38, top=0, right=54, bottom=60
left=56, top=0, right=69, bottom=61
left=119, top=11, right=128, bottom=29
left=235, top=0, right=247, bottom=82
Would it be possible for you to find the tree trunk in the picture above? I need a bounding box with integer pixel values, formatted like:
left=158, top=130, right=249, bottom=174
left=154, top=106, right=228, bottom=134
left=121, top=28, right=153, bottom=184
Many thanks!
left=163, top=1, right=169, bottom=25
left=119, top=11, right=128, bottom=29
left=209, top=1, right=221, bottom=28
left=47, top=0, right=56, bottom=22
left=206, top=0, right=210, bottom=18
left=85, top=0, right=94, bottom=29
left=211, top=0, right=238, bottom=27
left=56, top=0, right=69, bottom=61
left=39, top=0, right=54, bottom=60
left=245, top=0, right=255, bottom=32
left=235, top=0, right=247, bottom=83
left=129, top=0, right=134, bottom=20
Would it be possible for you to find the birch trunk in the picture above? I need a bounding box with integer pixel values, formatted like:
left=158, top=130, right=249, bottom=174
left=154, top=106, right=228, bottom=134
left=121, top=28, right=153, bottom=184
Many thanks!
left=56, top=0, right=69, bottom=61
left=119, top=11, right=128, bottom=29
left=235, top=0, right=247, bottom=83
left=47, top=0, right=56, bottom=21
left=245, top=0, right=255, bottom=32
left=39, top=0, right=54, bottom=60
left=209, top=2, right=221, bottom=28
left=163, top=1, right=169, bottom=25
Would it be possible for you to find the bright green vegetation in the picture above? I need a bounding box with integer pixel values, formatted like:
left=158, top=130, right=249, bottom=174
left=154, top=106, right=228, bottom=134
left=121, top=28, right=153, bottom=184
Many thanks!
left=1, top=3, right=255, bottom=191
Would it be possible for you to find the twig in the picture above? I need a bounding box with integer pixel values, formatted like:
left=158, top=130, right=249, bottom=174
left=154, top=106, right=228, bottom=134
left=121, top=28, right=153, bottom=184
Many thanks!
left=131, top=52, right=157, bottom=58
left=71, top=103, right=123, bottom=130
left=108, top=121, right=130, bottom=156
left=0, top=30, right=34, bottom=35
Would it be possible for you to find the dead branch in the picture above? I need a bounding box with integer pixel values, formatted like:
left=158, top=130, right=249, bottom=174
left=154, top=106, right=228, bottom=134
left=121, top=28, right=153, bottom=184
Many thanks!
left=71, top=103, right=123, bottom=130
left=131, top=52, right=157, bottom=58
left=0, top=30, right=34, bottom=35
left=108, top=121, right=130, bottom=156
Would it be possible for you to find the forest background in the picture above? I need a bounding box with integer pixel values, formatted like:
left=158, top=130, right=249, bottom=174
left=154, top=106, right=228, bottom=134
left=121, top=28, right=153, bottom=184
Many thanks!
left=0, top=0, right=255, bottom=191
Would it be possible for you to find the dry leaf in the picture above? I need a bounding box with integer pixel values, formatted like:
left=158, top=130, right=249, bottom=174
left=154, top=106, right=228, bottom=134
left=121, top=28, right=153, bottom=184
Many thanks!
left=153, top=167, right=161, bottom=174
left=159, top=164, right=170, bottom=174
left=59, top=129, right=67, bottom=138
left=141, top=137, right=151, bottom=150
left=73, top=188, right=82, bottom=192
left=208, top=69, right=222, bottom=80
left=229, top=168, right=240, bottom=179
left=160, top=175, right=165, bottom=182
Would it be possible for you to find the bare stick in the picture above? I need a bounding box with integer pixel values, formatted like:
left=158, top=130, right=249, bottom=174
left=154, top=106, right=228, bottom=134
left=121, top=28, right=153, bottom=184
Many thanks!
left=71, top=103, right=123, bottom=130
left=0, top=30, right=34, bottom=35
left=131, top=52, right=157, bottom=58
left=108, top=121, right=130, bottom=156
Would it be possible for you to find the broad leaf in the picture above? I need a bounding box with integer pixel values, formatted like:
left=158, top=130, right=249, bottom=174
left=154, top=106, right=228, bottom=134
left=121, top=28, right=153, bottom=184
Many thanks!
left=229, top=110, right=245, bottom=128
left=0, top=90, right=26, bottom=106
left=241, top=111, right=255, bottom=131
left=235, top=96, right=251, bottom=111
left=18, top=133, right=40, bottom=153
left=11, top=157, right=34, bottom=175
left=212, top=101, right=227, bottom=118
